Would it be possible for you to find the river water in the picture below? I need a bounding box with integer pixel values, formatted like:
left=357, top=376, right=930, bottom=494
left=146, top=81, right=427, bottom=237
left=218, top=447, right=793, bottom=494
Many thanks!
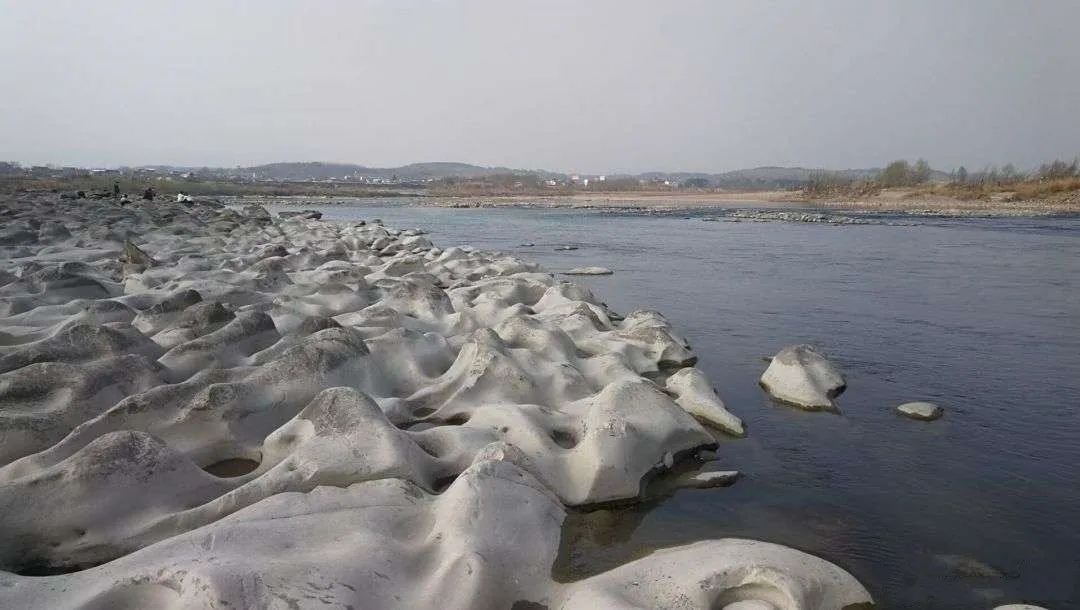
left=268, top=200, right=1080, bottom=609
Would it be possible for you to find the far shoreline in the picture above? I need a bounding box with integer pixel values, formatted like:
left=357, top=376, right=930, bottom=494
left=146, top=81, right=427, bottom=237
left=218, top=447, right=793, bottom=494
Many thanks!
left=7, top=175, right=1076, bottom=217
left=248, top=189, right=1080, bottom=217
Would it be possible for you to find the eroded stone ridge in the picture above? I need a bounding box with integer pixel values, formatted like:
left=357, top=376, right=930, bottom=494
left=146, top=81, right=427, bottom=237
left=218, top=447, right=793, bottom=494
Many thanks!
left=0, top=194, right=871, bottom=609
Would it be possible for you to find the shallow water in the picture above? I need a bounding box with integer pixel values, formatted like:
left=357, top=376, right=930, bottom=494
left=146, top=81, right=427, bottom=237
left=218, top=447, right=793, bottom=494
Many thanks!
left=270, top=200, right=1080, bottom=608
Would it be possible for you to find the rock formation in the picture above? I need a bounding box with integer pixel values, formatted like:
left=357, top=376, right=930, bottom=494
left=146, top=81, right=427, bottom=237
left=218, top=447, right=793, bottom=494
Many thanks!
left=0, top=194, right=872, bottom=609
left=760, top=344, right=847, bottom=410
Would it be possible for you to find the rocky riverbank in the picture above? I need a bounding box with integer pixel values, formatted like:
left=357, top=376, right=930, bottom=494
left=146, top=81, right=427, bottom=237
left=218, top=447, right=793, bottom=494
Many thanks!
left=0, top=194, right=872, bottom=609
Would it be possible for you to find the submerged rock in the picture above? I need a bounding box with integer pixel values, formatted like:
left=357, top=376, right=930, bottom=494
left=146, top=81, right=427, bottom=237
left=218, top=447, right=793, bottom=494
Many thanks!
left=759, top=344, right=846, bottom=409
left=897, top=400, right=944, bottom=421
left=936, top=554, right=1006, bottom=578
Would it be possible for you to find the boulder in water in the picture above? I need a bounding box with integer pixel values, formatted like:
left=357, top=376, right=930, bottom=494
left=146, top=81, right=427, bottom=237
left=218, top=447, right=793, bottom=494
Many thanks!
left=897, top=401, right=944, bottom=421
left=759, top=344, right=846, bottom=410
left=563, top=266, right=613, bottom=275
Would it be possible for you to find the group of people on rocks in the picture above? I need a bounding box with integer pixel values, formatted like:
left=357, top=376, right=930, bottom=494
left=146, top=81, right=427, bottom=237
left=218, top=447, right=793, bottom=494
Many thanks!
left=70, top=182, right=193, bottom=206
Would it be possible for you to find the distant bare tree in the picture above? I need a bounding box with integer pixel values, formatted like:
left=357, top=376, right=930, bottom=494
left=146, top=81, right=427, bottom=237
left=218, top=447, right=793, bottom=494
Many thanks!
left=1000, top=163, right=1023, bottom=183
left=1038, top=157, right=1080, bottom=180
left=911, top=158, right=932, bottom=184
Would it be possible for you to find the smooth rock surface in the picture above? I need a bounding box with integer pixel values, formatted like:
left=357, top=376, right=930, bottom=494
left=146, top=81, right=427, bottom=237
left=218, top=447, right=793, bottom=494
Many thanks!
left=897, top=400, right=944, bottom=421
left=0, top=193, right=872, bottom=609
left=0, top=455, right=871, bottom=609
left=665, top=367, right=745, bottom=436
left=760, top=344, right=846, bottom=409
left=563, top=266, right=614, bottom=275
left=675, top=469, right=741, bottom=489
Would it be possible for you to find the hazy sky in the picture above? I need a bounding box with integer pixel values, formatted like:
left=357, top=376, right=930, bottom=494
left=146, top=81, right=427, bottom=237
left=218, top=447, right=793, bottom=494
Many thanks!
left=2, top=0, right=1078, bottom=173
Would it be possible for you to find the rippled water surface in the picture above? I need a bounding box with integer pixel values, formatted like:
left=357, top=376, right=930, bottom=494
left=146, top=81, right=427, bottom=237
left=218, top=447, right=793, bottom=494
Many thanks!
left=270, top=201, right=1080, bottom=608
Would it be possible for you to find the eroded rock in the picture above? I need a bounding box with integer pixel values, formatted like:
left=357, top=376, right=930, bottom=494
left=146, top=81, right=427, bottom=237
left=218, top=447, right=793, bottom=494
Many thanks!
left=760, top=344, right=846, bottom=409
left=0, top=193, right=873, bottom=609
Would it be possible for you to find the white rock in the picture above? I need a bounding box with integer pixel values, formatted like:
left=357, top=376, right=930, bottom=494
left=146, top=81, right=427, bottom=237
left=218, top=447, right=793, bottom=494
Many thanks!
left=0, top=458, right=872, bottom=609
left=665, top=367, right=745, bottom=436
left=561, top=538, right=872, bottom=609
left=897, top=400, right=944, bottom=421
left=0, top=194, right=874, bottom=609
left=676, top=469, right=740, bottom=489
left=721, top=601, right=775, bottom=610
left=563, top=266, right=613, bottom=275
left=759, top=344, right=846, bottom=409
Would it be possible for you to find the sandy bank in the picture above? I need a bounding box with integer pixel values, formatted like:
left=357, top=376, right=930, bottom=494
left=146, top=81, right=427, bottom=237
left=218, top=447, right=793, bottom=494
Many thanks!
left=415, top=188, right=1080, bottom=216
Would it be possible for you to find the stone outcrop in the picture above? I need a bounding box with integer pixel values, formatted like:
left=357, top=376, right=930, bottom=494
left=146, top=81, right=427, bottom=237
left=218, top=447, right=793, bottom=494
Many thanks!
left=0, top=194, right=872, bottom=609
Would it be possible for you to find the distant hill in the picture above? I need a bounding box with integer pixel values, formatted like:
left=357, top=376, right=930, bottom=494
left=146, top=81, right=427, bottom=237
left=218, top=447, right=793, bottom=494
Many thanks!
left=393, top=162, right=516, bottom=179
left=232, top=161, right=542, bottom=181
left=127, top=161, right=949, bottom=188
left=633, top=167, right=882, bottom=189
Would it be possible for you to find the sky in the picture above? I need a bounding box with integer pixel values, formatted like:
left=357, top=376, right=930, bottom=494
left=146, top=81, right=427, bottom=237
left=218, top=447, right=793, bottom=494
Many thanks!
left=2, top=0, right=1078, bottom=174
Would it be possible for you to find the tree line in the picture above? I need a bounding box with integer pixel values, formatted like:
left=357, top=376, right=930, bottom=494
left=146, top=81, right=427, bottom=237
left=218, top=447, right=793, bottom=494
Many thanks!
left=807, top=156, right=1080, bottom=195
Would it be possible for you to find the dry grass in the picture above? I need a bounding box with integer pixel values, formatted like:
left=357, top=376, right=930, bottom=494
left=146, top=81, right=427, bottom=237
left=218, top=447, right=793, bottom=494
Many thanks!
left=898, top=177, right=1080, bottom=202
left=803, top=181, right=881, bottom=199
left=1007, top=177, right=1080, bottom=200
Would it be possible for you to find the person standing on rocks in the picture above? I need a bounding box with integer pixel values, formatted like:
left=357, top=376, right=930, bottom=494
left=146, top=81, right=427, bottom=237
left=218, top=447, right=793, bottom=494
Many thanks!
left=113, top=181, right=120, bottom=197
